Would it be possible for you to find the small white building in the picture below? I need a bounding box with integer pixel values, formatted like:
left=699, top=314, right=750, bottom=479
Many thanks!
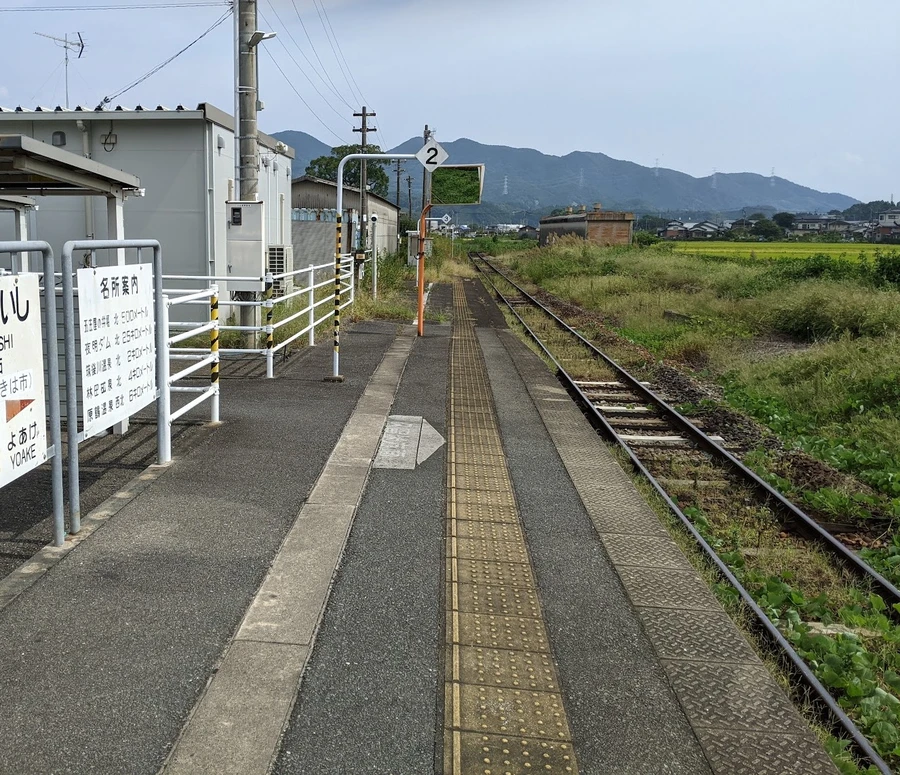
left=0, top=102, right=294, bottom=282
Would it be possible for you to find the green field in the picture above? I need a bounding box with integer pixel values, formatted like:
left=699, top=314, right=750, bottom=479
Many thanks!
left=674, top=241, right=882, bottom=260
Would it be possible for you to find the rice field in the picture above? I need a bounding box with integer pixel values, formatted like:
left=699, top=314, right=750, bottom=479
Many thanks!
left=674, top=241, right=882, bottom=260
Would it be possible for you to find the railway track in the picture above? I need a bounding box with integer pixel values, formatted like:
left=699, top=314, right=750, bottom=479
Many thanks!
left=471, top=251, right=899, bottom=774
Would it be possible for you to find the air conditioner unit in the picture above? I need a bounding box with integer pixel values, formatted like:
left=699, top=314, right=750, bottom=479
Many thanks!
left=267, top=245, right=294, bottom=297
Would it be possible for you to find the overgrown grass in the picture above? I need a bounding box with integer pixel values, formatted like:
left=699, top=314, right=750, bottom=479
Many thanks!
left=502, top=236, right=900, bottom=572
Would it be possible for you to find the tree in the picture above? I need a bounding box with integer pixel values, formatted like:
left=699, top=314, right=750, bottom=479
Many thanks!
left=750, top=218, right=784, bottom=240
left=772, top=212, right=795, bottom=230
left=748, top=212, right=768, bottom=221
left=305, top=144, right=390, bottom=198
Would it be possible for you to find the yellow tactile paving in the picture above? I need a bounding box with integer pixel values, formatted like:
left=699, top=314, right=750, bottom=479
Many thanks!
left=444, top=280, right=579, bottom=775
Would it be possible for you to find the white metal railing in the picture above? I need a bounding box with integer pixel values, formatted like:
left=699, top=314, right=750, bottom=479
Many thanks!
left=162, top=256, right=355, bottom=378
left=158, top=284, right=220, bottom=463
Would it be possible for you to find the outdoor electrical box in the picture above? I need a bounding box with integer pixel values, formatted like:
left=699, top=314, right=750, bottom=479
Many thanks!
left=226, top=200, right=266, bottom=291
left=406, top=231, right=433, bottom=267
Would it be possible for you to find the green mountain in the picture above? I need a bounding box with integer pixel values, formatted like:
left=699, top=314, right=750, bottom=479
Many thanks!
left=273, top=131, right=858, bottom=223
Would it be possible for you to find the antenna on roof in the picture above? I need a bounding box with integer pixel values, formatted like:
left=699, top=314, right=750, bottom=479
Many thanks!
left=34, top=32, right=85, bottom=110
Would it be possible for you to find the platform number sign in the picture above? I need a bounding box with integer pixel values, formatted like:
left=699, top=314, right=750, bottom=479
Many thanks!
left=416, top=139, right=449, bottom=172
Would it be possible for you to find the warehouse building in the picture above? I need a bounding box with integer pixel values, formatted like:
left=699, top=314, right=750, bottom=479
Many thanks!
left=291, top=175, right=400, bottom=265
left=540, top=204, right=634, bottom=247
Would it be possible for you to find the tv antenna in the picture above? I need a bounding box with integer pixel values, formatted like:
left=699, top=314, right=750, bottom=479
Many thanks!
left=34, top=32, right=85, bottom=109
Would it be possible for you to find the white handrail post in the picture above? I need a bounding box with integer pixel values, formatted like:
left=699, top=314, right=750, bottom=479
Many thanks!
left=159, top=296, right=172, bottom=464
left=308, top=263, right=315, bottom=346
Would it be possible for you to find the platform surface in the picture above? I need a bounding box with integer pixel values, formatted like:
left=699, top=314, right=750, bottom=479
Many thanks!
left=0, top=279, right=836, bottom=775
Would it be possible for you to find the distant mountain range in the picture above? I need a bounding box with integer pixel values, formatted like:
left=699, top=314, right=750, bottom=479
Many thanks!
left=272, top=129, right=858, bottom=223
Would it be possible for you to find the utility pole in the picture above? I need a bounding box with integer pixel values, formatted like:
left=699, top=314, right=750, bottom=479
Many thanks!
left=407, top=176, right=413, bottom=218
left=237, top=0, right=260, bottom=201
left=34, top=32, right=84, bottom=109
left=394, top=159, right=404, bottom=210
left=353, top=106, right=376, bottom=249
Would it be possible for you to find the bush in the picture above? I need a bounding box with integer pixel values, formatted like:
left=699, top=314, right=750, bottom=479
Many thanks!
left=634, top=230, right=661, bottom=246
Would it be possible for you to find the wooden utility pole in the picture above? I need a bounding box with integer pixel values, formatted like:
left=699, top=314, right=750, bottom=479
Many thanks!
left=353, top=106, right=376, bottom=248
left=394, top=159, right=404, bottom=209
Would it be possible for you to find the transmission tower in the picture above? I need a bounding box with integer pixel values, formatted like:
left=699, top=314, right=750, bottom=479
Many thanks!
left=503, top=175, right=508, bottom=196
left=34, top=32, right=84, bottom=109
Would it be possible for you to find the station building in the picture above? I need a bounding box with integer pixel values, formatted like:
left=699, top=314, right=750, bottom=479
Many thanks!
left=539, top=203, right=635, bottom=247
left=0, top=103, right=294, bottom=281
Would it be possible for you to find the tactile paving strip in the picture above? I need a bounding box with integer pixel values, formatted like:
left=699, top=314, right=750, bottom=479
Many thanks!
left=445, top=280, right=579, bottom=775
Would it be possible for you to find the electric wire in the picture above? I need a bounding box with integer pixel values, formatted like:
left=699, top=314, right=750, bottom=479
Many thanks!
left=317, top=0, right=367, bottom=108
left=311, top=0, right=362, bottom=106
left=316, top=0, right=390, bottom=151
left=290, top=0, right=351, bottom=109
left=258, top=3, right=352, bottom=128
left=1, top=2, right=228, bottom=10
left=261, top=47, right=348, bottom=145
left=95, top=8, right=231, bottom=108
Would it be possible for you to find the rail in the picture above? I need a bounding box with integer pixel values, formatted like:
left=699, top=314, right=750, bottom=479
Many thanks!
left=163, top=256, right=354, bottom=378
left=472, top=251, right=894, bottom=774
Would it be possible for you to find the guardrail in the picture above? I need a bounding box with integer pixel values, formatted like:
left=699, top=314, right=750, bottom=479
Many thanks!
left=163, top=255, right=355, bottom=378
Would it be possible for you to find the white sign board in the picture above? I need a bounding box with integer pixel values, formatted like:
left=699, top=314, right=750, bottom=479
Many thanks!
left=441, top=214, right=452, bottom=225
left=415, top=139, right=449, bottom=172
left=0, top=274, right=47, bottom=488
left=77, top=263, right=156, bottom=440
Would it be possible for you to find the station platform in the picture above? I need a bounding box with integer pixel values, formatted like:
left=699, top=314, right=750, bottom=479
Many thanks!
left=0, top=278, right=838, bottom=775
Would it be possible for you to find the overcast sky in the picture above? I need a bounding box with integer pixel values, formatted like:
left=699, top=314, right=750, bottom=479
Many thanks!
left=1, top=0, right=897, bottom=202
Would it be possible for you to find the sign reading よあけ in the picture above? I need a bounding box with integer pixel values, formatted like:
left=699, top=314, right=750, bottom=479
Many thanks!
left=77, top=263, right=156, bottom=439
left=0, top=274, right=47, bottom=488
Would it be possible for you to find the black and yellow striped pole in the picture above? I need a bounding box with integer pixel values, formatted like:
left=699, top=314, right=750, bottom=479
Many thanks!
left=264, top=272, right=274, bottom=378
left=325, top=213, right=344, bottom=381
left=210, top=284, right=220, bottom=423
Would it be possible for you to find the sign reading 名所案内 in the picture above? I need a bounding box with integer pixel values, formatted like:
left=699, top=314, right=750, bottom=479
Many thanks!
left=77, top=263, right=155, bottom=439
left=0, top=274, right=47, bottom=488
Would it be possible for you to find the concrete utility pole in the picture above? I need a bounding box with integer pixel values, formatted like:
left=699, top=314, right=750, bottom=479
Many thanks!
left=237, top=0, right=259, bottom=201
left=353, top=106, right=376, bottom=248
left=407, top=176, right=413, bottom=218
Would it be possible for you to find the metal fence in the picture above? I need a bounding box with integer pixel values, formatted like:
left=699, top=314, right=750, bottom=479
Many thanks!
left=163, top=254, right=356, bottom=379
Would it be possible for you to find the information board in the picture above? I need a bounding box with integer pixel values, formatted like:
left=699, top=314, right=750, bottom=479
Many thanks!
left=0, top=274, right=47, bottom=488
left=77, top=263, right=156, bottom=439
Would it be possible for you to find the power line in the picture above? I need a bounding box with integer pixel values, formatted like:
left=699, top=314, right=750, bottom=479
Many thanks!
left=2, top=2, right=228, bottom=10
left=262, top=47, right=347, bottom=145
left=317, top=0, right=367, bottom=107
left=258, top=3, right=352, bottom=127
left=96, top=8, right=230, bottom=108
left=288, top=0, right=352, bottom=110
left=311, top=0, right=361, bottom=106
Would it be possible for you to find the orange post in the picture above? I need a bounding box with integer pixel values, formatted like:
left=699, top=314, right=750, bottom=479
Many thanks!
left=417, top=203, right=431, bottom=337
